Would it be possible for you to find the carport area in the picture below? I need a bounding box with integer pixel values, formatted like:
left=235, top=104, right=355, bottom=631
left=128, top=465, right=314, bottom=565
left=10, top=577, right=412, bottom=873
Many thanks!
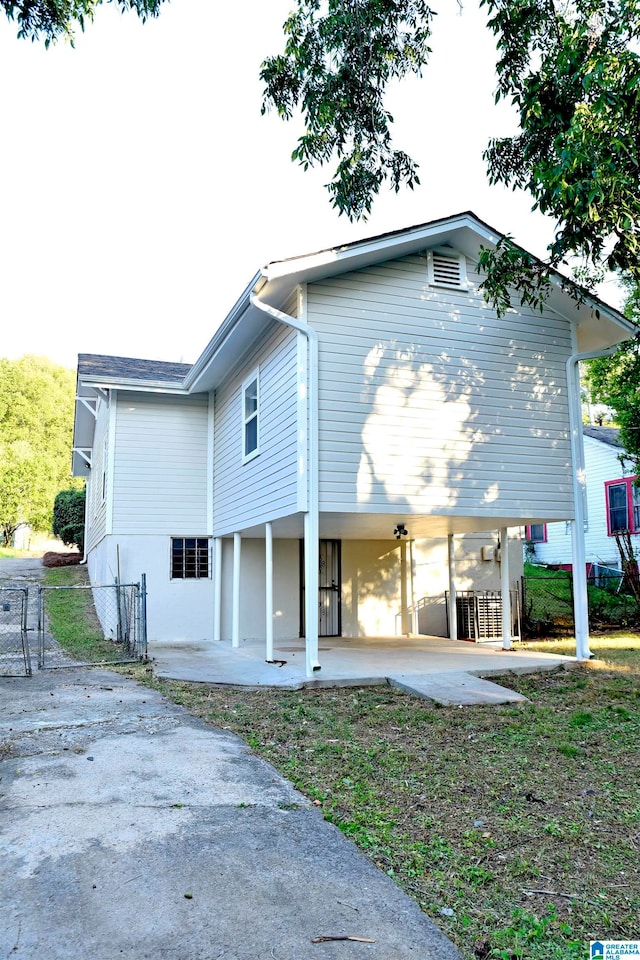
left=151, top=634, right=574, bottom=706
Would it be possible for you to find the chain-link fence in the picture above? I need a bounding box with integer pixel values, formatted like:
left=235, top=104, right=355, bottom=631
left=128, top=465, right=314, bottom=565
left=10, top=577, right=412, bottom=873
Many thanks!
left=38, top=579, right=147, bottom=669
left=0, top=587, right=31, bottom=676
left=522, top=569, right=640, bottom=638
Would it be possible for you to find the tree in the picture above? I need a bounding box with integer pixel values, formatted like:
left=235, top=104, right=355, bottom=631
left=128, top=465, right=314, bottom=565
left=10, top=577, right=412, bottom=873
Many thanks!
left=261, top=0, right=640, bottom=310
left=1, top=0, right=167, bottom=45
left=0, top=356, right=78, bottom=546
left=585, top=279, right=640, bottom=471
left=53, top=488, right=86, bottom=554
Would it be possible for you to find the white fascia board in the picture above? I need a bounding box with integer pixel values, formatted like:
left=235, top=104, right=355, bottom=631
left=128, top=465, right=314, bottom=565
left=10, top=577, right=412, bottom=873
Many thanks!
left=78, top=376, right=189, bottom=395
left=183, top=271, right=264, bottom=394
left=263, top=212, right=494, bottom=285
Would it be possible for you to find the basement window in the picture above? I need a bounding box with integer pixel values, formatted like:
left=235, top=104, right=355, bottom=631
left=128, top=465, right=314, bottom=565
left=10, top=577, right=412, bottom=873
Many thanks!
left=171, top=538, right=210, bottom=579
left=427, top=249, right=467, bottom=290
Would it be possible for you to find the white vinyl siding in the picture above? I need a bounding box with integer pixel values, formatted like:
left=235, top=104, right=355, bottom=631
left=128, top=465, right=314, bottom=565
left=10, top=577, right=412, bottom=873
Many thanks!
left=307, top=252, right=573, bottom=520
left=535, top=435, right=638, bottom=567
left=111, top=392, right=209, bottom=534
left=213, top=322, right=299, bottom=535
left=85, top=398, right=109, bottom=553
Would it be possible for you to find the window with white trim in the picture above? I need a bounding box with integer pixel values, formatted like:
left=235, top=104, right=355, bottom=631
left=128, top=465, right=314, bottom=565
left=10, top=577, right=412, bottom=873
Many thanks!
left=427, top=248, right=467, bottom=289
left=171, top=538, right=210, bottom=579
left=101, top=436, right=108, bottom=503
left=242, top=370, right=259, bottom=461
left=606, top=477, right=640, bottom=535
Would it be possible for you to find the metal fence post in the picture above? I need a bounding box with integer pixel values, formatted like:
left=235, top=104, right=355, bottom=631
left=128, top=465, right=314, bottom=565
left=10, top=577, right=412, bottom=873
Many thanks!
left=140, top=573, right=148, bottom=659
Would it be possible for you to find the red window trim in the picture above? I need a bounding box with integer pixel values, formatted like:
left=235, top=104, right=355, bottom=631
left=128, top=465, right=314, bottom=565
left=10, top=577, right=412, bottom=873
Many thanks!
left=525, top=523, right=547, bottom=543
left=605, top=476, right=639, bottom=536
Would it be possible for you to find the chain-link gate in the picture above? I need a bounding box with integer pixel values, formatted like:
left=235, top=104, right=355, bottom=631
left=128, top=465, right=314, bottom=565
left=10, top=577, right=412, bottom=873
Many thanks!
left=37, top=578, right=147, bottom=669
left=0, top=587, right=32, bottom=676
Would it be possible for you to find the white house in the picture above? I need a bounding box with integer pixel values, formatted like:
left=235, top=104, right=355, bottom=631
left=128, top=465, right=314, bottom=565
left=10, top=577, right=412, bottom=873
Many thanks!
left=72, top=212, right=636, bottom=673
left=527, top=426, right=638, bottom=578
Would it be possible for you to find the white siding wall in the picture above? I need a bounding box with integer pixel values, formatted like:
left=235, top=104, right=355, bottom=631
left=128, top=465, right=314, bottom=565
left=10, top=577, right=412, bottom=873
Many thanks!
left=85, top=395, right=110, bottom=553
left=218, top=538, right=300, bottom=641
left=111, top=392, right=209, bottom=535
left=341, top=533, right=523, bottom=638
left=213, top=322, right=299, bottom=535
left=533, top=436, right=638, bottom=567
left=307, top=253, right=574, bottom=520
left=87, top=534, right=214, bottom=643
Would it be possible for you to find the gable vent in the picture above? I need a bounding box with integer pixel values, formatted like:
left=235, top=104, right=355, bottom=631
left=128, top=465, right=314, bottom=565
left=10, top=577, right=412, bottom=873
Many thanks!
left=427, top=250, right=467, bottom=289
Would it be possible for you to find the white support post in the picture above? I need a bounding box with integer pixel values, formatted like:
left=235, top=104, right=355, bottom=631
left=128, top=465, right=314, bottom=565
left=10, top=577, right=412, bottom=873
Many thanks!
left=400, top=541, right=408, bottom=636
left=265, top=522, right=273, bottom=662
left=232, top=532, right=241, bottom=649
left=409, top=539, right=416, bottom=634
left=570, top=519, right=591, bottom=660
left=447, top=534, right=457, bottom=642
left=213, top=537, right=222, bottom=644
left=500, top=526, right=511, bottom=650
left=304, top=513, right=320, bottom=677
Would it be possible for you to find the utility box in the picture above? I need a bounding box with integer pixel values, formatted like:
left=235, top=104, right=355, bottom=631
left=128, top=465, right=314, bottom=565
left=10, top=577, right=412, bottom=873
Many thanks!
left=446, top=590, right=520, bottom=642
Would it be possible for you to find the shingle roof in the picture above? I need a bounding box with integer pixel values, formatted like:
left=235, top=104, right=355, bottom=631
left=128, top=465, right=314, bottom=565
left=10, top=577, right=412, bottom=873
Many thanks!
left=77, top=353, right=191, bottom=384
left=583, top=425, right=622, bottom=448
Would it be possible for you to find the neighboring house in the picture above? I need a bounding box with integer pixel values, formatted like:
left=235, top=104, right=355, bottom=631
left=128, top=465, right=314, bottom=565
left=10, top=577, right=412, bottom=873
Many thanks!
left=526, top=426, right=638, bottom=577
left=72, top=212, right=636, bottom=672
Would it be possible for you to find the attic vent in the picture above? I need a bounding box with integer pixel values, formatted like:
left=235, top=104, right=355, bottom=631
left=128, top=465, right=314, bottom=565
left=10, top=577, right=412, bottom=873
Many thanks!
left=427, top=250, right=466, bottom=289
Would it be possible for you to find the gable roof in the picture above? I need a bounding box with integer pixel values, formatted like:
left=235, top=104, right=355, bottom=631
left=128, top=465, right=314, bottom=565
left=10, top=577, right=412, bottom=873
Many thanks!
left=78, top=353, right=192, bottom=386
left=185, top=211, right=637, bottom=393
left=583, top=425, right=623, bottom=448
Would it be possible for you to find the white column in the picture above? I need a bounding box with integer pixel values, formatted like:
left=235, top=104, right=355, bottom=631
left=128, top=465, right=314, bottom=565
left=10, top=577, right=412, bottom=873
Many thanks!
left=447, top=534, right=457, bottom=641
left=400, top=541, right=409, bottom=636
left=500, top=526, right=511, bottom=650
left=571, top=519, right=591, bottom=660
left=213, top=537, right=222, bottom=643
left=232, top=532, right=241, bottom=649
left=304, top=513, right=320, bottom=677
left=409, top=539, right=416, bottom=634
left=265, top=522, right=273, bottom=661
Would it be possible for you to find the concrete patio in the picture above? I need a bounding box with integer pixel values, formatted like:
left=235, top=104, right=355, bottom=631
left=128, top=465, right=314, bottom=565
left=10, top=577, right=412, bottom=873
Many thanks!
left=151, top=634, right=574, bottom=706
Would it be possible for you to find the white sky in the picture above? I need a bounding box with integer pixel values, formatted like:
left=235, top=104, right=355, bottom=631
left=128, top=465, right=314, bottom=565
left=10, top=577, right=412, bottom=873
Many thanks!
left=0, top=0, right=623, bottom=371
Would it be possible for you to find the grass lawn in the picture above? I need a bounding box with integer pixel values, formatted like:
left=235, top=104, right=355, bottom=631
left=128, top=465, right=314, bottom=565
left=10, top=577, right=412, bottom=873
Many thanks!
left=43, top=565, right=136, bottom=663
left=46, top=582, right=640, bottom=959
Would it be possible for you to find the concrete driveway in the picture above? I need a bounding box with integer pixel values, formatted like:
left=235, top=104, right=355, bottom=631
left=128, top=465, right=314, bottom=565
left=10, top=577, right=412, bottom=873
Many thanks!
left=1, top=664, right=462, bottom=960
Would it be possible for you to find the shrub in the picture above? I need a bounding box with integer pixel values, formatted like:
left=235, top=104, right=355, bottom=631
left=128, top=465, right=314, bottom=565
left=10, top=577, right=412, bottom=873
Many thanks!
left=52, top=488, right=85, bottom=554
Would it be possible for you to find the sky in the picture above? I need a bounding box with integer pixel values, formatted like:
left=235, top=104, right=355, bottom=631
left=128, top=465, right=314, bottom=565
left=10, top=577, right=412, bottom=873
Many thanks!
left=0, top=0, right=624, bottom=371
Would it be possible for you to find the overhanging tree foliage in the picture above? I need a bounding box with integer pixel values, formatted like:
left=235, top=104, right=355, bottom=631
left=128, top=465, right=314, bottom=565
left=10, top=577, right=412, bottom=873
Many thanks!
left=0, top=0, right=166, bottom=44
left=0, top=356, right=78, bottom=546
left=5, top=0, right=640, bottom=316
left=260, top=0, right=640, bottom=310
left=585, top=278, right=640, bottom=471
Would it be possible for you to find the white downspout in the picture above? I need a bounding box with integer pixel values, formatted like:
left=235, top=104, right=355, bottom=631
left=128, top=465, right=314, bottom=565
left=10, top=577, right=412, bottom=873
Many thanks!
left=250, top=291, right=321, bottom=676
left=566, top=344, right=619, bottom=661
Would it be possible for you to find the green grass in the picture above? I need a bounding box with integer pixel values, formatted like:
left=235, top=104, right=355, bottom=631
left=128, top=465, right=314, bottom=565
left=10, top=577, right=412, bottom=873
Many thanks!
left=43, top=560, right=634, bottom=960
left=516, top=632, right=640, bottom=670
left=110, top=655, right=640, bottom=960
left=43, top=565, right=135, bottom=663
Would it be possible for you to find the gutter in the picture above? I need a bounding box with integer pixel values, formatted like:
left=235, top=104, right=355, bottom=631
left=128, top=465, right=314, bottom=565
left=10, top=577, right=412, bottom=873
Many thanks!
left=249, top=290, right=321, bottom=676
left=566, top=344, right=621, bottom=661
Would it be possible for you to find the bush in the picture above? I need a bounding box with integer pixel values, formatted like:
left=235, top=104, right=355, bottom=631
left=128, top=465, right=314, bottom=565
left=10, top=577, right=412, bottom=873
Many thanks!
left=52, top=488, right=85, bottom=554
